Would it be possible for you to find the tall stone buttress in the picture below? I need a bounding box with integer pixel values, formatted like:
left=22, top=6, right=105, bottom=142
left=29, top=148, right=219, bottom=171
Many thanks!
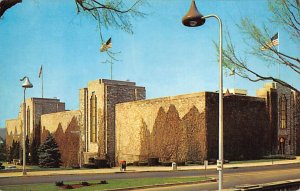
left=79, top=79, right=145, bottom=164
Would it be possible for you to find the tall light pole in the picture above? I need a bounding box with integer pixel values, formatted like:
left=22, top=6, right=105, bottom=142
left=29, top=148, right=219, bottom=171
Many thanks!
left=20, top=76, right=33, bottom=176
left=182, top=1, right=224, bottom=190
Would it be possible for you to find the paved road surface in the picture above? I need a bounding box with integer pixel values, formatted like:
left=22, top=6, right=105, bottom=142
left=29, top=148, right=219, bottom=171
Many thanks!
left=138, top=164, right=300, bottom=190
left=0, top=163, right=299, bottom=190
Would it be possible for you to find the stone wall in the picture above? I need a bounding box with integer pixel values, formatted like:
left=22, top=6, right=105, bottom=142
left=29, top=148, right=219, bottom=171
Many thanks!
left=105, top=81, right=146, bottom=163
left=116, top=92, right=207, bottom=164
left=256, top=83, right=278, bottom=154
left=79, top=88, right=89, bottom=158
left=206, top=93, right=270, bottom=160
left=116, top=91, right=271, bottom=164
left=5, top=118, right=21, bottom=150
left=41, top=110, right=81, bottom=167
left=295, top=92, right=300, bottom=155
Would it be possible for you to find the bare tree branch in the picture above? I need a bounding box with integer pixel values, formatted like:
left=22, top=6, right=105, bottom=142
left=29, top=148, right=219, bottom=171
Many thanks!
left=219, top=0, right=300, bottom=92
left=74, top=0, right=146, bottom=35
left=0, top=0, right=21, bottom=17
left=221, top=39, right=299, bottom=93
left=234, top=70, right=298, bottom=93
left=269, top=0, right=300, bottom=40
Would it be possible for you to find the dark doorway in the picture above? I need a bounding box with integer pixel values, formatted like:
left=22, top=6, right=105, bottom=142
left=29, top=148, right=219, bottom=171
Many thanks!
left=279, top=137, right=285, bottom=155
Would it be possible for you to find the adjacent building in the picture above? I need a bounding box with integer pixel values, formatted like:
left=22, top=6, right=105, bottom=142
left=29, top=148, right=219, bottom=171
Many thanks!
left=6, top=98, right=65, bottom=148
left=257, top=82, right=300, bottom=155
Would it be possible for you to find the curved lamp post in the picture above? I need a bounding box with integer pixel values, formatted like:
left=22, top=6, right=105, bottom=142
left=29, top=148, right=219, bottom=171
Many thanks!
left=182, top=1, right=224, bottom=190
left=20, top=76, right=33, bottom=175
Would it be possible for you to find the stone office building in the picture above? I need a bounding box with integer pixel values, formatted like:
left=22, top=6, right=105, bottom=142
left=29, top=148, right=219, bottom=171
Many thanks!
left=257, top=82, right=300, bottom=155
left=6, top=79, right=300, bottom=166
left=78, top=79, right=145, bottom=165
left=6, top=98, right=65, bottom=149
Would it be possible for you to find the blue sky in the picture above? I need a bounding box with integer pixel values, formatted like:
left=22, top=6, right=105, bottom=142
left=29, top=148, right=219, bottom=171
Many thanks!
left=0, top=0, right=299, bottom=128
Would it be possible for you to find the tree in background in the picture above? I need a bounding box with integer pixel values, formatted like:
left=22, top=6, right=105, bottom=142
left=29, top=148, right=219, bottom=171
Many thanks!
left=0, top=138, right=7, bottom=161
left=7, top=141, right=13, bottom=162
left=38, top=134, right=62, bottom=168
left=8, top=140, right=20, bottom=162
left=30, top=137, right=39, bottom=165
left=220, top=0, right=299, bottom=92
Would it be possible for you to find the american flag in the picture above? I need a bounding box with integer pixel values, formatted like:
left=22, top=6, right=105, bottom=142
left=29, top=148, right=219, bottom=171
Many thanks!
left=38, top=65, right=43, bottom=78
left=260, top=33, right=279, bottom=51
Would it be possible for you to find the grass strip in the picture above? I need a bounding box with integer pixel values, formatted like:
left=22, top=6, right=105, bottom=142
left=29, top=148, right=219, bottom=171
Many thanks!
left=0, top=176, right=210, bottom=191
left=229, top=159, right=284, bottom=164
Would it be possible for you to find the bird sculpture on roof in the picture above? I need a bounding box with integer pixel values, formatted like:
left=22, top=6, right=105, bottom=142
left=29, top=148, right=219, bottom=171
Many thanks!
left=229, top=69, right=235, bottom=76
left=100, top=37, right=112, bottom=52
left=20, top=76, right=27, bottom=81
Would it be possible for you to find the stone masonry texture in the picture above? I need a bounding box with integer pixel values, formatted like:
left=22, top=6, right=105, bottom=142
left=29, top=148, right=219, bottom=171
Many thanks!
left=116, top=92, right=270, bottom=164
left=6, top=98, right=65, bottom=151
left=80, top=79, right=145, bottom=165
left=205, top=92, right=270, bottom=160
left=116, top=92, right=206, bottom=164
left=41, top=110, right=81, bottom=167
left=257, top=82, right=299, bottom=155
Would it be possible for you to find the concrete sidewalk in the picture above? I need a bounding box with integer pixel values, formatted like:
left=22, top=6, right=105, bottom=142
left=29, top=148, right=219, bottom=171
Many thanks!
left=1, top=157, right=299, bottom=178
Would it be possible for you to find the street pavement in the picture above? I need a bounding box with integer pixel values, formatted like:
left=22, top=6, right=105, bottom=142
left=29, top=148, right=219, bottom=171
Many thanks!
left=0, top=157, right=299, bottom=178
left=134, top=164, right=300, bottom=191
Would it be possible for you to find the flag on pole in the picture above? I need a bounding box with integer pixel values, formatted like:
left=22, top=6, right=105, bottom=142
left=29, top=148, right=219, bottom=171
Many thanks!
left=271, top=33, right=279, bottom=46
left=260, top=33, right=279, bottom=51
left=38, top=65, right=43, bottom=78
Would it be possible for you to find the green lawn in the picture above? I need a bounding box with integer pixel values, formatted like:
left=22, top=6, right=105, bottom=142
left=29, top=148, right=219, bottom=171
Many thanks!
left=229, top=159, right=284, bottom=164
left=0, top=176, right=210, bottom=191
left=0, top=161, right=74, bottom=171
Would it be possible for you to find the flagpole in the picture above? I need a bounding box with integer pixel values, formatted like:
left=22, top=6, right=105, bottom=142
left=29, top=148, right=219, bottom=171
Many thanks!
left=39, top=65, right=43, bottom=98
left=42, top=68, right=44, bottom=98
left=110, top=58, right=112, bottom=80
left=277, top=32, right=280, bottom=79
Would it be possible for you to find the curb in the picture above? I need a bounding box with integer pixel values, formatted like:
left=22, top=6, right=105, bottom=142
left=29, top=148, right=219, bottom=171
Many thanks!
left=102, top=178, right=217, bottom=191
left=0, top=159, right=299, bottom=178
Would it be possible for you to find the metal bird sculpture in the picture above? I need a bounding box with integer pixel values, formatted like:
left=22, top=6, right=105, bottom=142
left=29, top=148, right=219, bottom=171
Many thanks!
left=20, top=76, right=27, bottom=81
left=100, top=37, right=112, bottom=52
left=229, top=69, right=235, bottom=76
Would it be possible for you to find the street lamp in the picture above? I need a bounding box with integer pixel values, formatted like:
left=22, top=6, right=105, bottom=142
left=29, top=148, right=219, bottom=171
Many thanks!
left=182, top=1, right=224, bottom=190
left=20, top=76, right=33, bottom=175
